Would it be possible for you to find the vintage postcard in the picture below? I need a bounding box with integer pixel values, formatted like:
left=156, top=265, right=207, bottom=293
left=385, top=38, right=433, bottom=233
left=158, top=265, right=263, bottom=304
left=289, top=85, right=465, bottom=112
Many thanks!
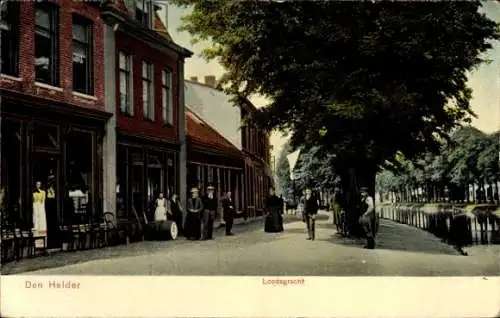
left=1, top=0, right=499, bottom=317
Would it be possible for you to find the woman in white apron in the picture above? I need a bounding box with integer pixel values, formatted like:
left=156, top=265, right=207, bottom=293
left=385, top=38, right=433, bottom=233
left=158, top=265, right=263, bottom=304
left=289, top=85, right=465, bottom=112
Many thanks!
left=154, top=193, right=167, bottom=222
left=32, top=181, right=47, bottom=248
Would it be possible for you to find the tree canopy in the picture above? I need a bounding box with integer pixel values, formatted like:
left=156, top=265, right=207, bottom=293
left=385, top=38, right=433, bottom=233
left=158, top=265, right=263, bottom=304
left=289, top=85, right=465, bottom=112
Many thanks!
left=172, top=0, right=498, bottom=176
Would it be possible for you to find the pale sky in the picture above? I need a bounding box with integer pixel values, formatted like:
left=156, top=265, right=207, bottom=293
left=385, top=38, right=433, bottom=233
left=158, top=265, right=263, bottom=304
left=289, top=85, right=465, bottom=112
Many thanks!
left=161, top=2, right=500, bottom=160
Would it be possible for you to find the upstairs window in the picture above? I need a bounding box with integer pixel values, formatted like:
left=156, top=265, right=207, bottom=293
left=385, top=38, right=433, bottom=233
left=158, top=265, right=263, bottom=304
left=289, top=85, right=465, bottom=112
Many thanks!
left=72, top=15, right=93, bottom=95
left=142, top=61, right=154, bottom=120
left=136, top=0, right=152, bottom=28
left=161, top=69, right=173, bottom=125
left=1, top=1, right=20, bottom=76
left=35, top=2, right=59, bottom=86
left=119, top=52, right=133, bottom=115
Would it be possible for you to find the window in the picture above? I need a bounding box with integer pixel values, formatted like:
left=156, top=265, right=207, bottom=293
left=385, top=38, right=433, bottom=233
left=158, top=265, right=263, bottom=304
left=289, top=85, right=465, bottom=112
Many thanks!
left=119, top=52, right=133, bottom=115
left=72, top=15, right=93, bottom=95
left=35, top=3, right=59, bottom=86
left=136, top=0, right=152, bottom=28
left=142, top=61, right=154, bottom=120
left=1, top=1, right=19, bottom=76
left=162, top=69, right=173, bottom=125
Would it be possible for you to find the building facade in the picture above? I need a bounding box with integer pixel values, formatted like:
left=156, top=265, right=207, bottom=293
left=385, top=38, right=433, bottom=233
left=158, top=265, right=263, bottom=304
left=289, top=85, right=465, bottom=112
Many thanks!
left=1, top=0, right=111, bottom=248
left=185, top=77, right=272, bottom=218
left=240, top=100, right=273, bottom=218
left=101, top=0, right=192, bottom=224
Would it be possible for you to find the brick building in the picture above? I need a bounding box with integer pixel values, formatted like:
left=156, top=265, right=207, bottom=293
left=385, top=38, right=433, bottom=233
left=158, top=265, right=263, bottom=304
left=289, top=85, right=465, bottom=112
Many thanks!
left=100, top=0, right=192, bottom=224
left=184, top=77, right=272, bottom=219
left=1, top=0, right=111, bottom=248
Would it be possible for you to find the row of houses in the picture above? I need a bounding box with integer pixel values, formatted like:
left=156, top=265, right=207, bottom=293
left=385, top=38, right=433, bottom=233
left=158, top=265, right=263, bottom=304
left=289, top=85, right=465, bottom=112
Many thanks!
left=0, top=0, right=272, bottom=249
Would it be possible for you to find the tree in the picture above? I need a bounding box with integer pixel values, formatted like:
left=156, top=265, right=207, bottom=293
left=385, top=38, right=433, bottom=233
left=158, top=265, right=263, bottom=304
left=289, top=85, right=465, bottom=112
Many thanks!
left=275, top=141, right=293, bottom=198
left=172, top=0, right=499, bottom=235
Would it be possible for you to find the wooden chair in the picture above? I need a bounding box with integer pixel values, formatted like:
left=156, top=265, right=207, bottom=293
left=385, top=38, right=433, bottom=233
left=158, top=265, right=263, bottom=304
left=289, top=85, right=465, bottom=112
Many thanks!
left=1, top=227, right=15, bottom=263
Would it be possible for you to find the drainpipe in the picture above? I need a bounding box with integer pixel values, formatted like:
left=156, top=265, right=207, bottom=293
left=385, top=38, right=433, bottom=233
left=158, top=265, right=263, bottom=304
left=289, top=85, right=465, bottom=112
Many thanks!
left=178, top=58, right=187, bottom=223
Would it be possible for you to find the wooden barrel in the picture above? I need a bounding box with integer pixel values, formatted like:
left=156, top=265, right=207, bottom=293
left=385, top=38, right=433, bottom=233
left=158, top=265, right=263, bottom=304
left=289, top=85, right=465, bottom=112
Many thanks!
left=148, top=220, right=178, bottom=240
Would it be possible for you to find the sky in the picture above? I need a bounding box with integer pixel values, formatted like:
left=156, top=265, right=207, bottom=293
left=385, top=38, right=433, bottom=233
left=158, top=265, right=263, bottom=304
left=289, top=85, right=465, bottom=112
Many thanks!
left=160, top=2, right=500, bottom=160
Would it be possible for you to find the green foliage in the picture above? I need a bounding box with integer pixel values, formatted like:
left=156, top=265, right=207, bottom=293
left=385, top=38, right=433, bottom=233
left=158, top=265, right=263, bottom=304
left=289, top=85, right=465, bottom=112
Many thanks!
left=171, top=0, right=499, bottom=174
left=292, top=146, right=338, bottom=190
left=376, top=127, right=500, bottom=195
left=275, top=141, right=293, bottom=197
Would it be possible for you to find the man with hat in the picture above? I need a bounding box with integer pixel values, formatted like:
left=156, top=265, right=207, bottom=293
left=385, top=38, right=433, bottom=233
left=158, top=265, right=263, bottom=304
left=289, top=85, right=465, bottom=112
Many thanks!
left=304, top=188, right=319, bottom=240
left=185, top=186, right=204, bottom=240
left=359, top=187, right=376, bottom=249
left=201, top=185, right=217, bottom=240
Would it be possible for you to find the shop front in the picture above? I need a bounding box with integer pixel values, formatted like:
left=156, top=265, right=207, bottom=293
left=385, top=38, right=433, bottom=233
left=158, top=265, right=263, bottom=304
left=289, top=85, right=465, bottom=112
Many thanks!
left=1, top=93, right=110, bottom=250
left=116, top=132, right=180, bottom=224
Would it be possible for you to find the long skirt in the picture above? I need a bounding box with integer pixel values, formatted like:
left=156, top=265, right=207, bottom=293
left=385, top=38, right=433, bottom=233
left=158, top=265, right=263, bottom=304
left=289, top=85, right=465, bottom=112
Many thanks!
left=33, top=203, right=47, bottom=248
left=184, top=212, right=201, bottom=239
left=265, top=211, right=284, bottom=233
left=449, top=215, right=472, bottom=247
left=331, top=202, right=341, bottom=226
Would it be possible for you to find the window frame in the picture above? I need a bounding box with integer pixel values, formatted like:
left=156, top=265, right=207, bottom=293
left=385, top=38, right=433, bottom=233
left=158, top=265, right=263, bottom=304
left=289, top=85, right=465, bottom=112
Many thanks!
left=0, top=1, right=20, bottom=77
left=161, top=69, right=173, bottom=125
left=142, top=61, right=154, bottom=121
left=72, top=14, right=94, bottom=95
left=135, top=0, right=153, bottom=28
left=34, top=2, right=60, bottom=86
left=119, top=51, right=133, bottom=116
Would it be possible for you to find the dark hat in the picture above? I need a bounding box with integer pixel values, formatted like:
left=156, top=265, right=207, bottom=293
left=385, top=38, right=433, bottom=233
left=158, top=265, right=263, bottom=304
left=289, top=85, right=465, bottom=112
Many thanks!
left=360, top=187, right=369, bottom=193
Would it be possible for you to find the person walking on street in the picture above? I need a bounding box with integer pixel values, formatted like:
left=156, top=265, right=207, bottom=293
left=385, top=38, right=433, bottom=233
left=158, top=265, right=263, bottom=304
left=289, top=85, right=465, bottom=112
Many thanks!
left=304, top=188, right=319, bottom=240
left=298, top=190, right=306, bottom=219
left=201, top=185, right=217, bottom=240
left=264, top=187, right=284, bottom=233
left=185, top=187, right=204, bottom=240
left=359, top=187, right=376, bottom=249
left=222, top=191, right=235, bottom=236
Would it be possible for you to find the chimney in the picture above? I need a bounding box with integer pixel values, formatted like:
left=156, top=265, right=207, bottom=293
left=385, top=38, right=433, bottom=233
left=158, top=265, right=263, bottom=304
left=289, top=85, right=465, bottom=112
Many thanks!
left=190, top=76, right=198, bottom=82
left=204, top=75, right=217, bottom=88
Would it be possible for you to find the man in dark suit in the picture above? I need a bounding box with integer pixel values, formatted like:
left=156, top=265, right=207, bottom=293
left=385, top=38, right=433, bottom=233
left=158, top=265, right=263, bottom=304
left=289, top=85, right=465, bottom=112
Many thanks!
left=222, top=191, right=235, bottom=236
left=304, top=188, right=319, bottom=240
left=201, top=185, right=217, bottom=240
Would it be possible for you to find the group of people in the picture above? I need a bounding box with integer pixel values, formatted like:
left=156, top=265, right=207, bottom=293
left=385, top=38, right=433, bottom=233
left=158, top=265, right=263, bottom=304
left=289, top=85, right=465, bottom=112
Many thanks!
left=182, top=186, right=237, bottom=240
left=330, top=186, right=377, bottom=249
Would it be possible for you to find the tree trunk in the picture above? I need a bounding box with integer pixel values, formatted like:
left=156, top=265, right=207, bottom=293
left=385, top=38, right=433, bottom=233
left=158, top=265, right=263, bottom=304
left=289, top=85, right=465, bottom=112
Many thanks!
left=339, top=164, right=377, bottom=238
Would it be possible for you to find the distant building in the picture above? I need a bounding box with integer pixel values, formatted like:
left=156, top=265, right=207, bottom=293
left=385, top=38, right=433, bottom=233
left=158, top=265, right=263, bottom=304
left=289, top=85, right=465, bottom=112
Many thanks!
left=184, top=77, right=272, bottom=218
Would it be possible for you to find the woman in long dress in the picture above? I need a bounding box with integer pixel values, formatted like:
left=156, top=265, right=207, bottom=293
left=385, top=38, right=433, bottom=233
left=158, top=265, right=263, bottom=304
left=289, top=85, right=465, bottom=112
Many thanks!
left=154, top=193, right=167, bottom=222
left=33, top=181, right=47, bottom=249
left=265, top=187, right=284, bottom=233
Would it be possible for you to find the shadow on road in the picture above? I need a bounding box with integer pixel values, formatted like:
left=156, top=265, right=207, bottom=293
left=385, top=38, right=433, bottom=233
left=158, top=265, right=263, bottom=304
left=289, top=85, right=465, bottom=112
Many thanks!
left=2, top=219, right=283, bottom=275
left=319, top=220, right=460, bottom=256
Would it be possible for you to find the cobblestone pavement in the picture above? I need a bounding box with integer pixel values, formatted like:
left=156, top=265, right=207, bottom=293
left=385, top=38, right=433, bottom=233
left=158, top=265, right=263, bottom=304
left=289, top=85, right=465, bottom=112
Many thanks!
left=3, top=212, right=499, bottom=276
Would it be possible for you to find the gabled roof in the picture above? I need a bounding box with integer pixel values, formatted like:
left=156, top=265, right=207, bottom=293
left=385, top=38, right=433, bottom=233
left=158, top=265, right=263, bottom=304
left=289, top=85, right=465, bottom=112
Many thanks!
left=184, top=80, right=243, bottom=150
left=185, top=108, right=242, bottom=156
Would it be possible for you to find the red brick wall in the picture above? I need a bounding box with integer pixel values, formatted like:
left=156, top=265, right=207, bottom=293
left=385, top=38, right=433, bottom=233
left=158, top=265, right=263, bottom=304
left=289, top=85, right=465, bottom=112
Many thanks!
left=0, top=0, right=105, bottom=111
left=115, top=32, right=179, bottom=141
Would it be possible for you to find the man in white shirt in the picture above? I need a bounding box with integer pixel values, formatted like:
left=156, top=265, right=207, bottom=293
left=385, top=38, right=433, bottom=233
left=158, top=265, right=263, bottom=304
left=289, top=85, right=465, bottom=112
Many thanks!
left=359, top=187, right=375, bottom=249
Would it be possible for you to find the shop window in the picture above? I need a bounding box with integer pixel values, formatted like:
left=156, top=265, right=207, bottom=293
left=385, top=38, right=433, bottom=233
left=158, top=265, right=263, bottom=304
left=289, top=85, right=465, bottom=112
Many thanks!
left=147, top=152, right=164, bottom=204
left=166, top=152, right=176, bottom=196
left=1, top=120, right=22, bottom=224
left=35, top=2, right=59, bottom=86
left=33, top=123, right=59, bottom=149
left=72, top=14, right=93, bottom=95
left=66, top=130, right=93, bottom=224
left=116, top=145, right=127, bottom=218
left=130, top=150, right=144, bottom=218
left=1, top=1, right=20, bottom=77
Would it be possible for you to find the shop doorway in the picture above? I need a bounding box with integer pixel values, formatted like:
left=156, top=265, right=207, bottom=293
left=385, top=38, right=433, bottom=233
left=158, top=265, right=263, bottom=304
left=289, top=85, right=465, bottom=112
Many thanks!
left=32, top=151, right=61, bottom=249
